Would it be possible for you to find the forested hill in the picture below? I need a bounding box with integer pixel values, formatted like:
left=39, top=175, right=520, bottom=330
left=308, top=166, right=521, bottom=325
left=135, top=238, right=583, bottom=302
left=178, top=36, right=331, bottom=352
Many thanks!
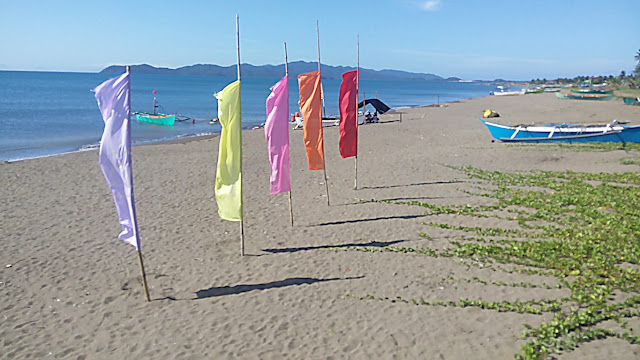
left=100, top=61, right=454, bottom=81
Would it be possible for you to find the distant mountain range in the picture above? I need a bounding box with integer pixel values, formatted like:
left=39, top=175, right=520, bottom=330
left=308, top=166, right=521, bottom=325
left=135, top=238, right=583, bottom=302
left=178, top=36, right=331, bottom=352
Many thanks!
left=100, top=61, right=460, bottom=81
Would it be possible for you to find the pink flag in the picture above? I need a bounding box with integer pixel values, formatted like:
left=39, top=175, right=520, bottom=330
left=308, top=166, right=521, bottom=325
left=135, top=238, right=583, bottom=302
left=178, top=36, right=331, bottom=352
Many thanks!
left=339, top=70, right=358, bottom=158
left=94, top=72, right=140, bottom=249
left=265, top=74, right=291, bottom=194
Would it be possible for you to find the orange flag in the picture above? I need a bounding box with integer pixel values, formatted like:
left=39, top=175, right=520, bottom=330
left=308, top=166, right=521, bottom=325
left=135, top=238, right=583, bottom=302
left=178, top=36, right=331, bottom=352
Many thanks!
left=298, top=70, right=325, bottom=170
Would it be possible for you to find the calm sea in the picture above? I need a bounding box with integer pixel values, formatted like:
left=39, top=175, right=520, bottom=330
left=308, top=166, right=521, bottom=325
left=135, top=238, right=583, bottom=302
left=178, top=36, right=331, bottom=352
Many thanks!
left=0, top=71, right=497, bottom=161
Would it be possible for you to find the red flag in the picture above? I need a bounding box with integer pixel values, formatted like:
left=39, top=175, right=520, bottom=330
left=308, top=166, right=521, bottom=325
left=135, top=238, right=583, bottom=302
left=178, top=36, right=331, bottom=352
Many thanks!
left=338, top=70, right=358, bottom=158
left=298, top=70, right=325, bottom=170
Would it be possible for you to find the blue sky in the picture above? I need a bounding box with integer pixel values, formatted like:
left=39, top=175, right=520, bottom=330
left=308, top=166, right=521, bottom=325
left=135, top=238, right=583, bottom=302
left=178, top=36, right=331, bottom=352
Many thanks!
left=1, top=0, right=638, bottom=80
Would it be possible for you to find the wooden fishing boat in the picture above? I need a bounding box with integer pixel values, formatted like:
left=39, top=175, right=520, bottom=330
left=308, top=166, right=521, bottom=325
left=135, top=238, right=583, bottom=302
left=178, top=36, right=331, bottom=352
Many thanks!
left=479, top=118, right=640, bottom=143
left=566, top=93, right=615, bottom=100
left=133, top=90, right=177, bottom=125
left=623, top=97, right=640, bottom=105
left=134, top=112, right=176, bottom=126
left=571, top=88, right=613, bottom=94
left=557, top=91, right=614, bottom=101
left=491, top=86, right=524, bottom=96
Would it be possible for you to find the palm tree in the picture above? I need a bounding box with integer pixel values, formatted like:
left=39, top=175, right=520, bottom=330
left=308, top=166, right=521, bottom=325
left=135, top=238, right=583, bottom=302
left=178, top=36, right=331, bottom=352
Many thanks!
left=635, top=50, right=640, bottom=80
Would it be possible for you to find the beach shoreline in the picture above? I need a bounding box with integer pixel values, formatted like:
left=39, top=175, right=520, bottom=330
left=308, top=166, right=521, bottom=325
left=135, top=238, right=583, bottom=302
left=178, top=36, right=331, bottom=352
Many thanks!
left=1, top=97, right=470, bottom=164
left=0, top=70, right=501, bottom=164
left=2, top=92, right=640, bottom=359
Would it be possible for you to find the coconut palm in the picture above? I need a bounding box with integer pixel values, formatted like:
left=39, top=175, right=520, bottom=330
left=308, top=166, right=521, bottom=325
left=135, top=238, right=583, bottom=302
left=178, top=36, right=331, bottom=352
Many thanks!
left=635, top=50, right=640, bottom=79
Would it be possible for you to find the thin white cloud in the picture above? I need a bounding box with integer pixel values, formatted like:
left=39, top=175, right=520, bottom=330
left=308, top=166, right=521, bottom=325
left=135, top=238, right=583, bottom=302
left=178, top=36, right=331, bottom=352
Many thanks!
left=421, top=1, right=441, bottom=11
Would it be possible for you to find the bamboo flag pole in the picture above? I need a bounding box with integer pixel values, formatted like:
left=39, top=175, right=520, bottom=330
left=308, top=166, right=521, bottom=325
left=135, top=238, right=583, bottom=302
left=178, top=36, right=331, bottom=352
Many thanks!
left=284, top=42, right=294, bottom=227
left=137, top=249, right=151, bottom=302
left=317, top=20, right=330, bottom=206
left=354, top=36, right=359, bottom=190
left=126, top=65, right=151, bottom=302
left=236, top=14, right=245, bottom=256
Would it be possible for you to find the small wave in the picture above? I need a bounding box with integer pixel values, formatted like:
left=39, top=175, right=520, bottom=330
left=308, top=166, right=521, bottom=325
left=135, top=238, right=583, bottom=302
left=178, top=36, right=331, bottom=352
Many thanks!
left=131, top=131, right=217, bottom=146
left=4, top=149, right=86, bottom=163
left=78, top=143, right=100, bottom=152
left=173, top=131, right=217, bottom=139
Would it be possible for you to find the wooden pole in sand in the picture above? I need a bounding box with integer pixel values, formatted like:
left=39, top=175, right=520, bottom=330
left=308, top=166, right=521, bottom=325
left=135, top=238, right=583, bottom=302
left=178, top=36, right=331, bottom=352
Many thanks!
left=317, top=20, right=330, bottom=206
left=362, top=92, right=366, bottom=126
left=354, top=35, right=359, bottom=190
left=284, top=42, right=294, bottom=227
left=136, top=249, right=151, bottom=302
left=236, top=14, right=245, bottom=256
left=363, top=92, right=366, bottom=109
left=127, top=65, right=151, bottom=302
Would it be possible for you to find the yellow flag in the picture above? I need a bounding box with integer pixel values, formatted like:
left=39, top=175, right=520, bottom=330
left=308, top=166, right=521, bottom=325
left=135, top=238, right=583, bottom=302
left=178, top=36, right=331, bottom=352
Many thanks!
left=214, top=80, right=242, bottom=221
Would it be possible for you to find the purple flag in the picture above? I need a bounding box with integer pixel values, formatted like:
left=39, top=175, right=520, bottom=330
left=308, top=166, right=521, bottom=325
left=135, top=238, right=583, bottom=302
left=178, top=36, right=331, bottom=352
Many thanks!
left=265, top=74, right=291, bottom=194
left=94, top=72, right=140, bottom=249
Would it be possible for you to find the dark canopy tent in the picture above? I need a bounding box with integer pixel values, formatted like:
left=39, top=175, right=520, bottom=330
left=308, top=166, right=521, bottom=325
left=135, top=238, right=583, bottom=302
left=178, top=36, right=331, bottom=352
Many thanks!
left=358, top=99, right=391, bottom=114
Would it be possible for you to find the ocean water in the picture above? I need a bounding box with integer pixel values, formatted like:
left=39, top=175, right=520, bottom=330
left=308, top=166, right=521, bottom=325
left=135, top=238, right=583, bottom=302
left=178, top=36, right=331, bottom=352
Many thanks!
left=0, top=71, right=497, bottom=161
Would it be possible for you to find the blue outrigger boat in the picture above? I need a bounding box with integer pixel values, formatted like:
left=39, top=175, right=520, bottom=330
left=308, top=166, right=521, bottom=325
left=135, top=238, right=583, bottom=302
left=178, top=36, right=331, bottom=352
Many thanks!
left=134, top=112, right=176, bottom=125
left=134, top=90, right=176, bottom=125
left=479, top=118, right=640, bottom=143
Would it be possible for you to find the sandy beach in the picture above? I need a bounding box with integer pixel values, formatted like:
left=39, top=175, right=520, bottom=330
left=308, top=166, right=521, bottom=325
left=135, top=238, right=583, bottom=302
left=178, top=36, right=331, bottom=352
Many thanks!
left=2, top=92, right=640, bottom=359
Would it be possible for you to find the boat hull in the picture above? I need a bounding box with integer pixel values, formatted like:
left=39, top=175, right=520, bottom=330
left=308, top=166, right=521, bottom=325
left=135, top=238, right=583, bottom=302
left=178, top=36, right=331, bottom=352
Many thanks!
left=571, top=89, right=613, bottom=94
left=135, top=113, right=176, bottom=126
left=479, top=118, right=640, bottom=143
left=492, top=90, right=524, bottom=96
left=623, top=97, right=640, bottom=105
left=566, top=94, right=615, bottom=100
left=556, top=92, right=614, bottom=100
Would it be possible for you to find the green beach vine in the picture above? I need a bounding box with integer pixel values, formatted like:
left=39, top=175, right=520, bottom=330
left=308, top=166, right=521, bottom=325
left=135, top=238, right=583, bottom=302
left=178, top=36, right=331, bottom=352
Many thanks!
left=343, top=166, right=640, bottom=359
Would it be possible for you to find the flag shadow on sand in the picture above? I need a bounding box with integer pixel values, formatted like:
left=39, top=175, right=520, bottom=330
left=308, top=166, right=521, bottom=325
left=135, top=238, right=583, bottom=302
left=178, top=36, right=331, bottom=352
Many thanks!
left=262, top=239, right=405, bottom=254
left=195, top=276, right=362, bottom=299
left=311, top=214, right=426, bottom=227
left=359, top=180, right=463, bottom=190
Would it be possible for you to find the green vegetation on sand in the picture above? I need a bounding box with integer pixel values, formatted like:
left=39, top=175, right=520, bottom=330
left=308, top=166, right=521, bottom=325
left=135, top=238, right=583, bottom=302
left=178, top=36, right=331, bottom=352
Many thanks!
left=342, top=165, right=640, bottom=359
